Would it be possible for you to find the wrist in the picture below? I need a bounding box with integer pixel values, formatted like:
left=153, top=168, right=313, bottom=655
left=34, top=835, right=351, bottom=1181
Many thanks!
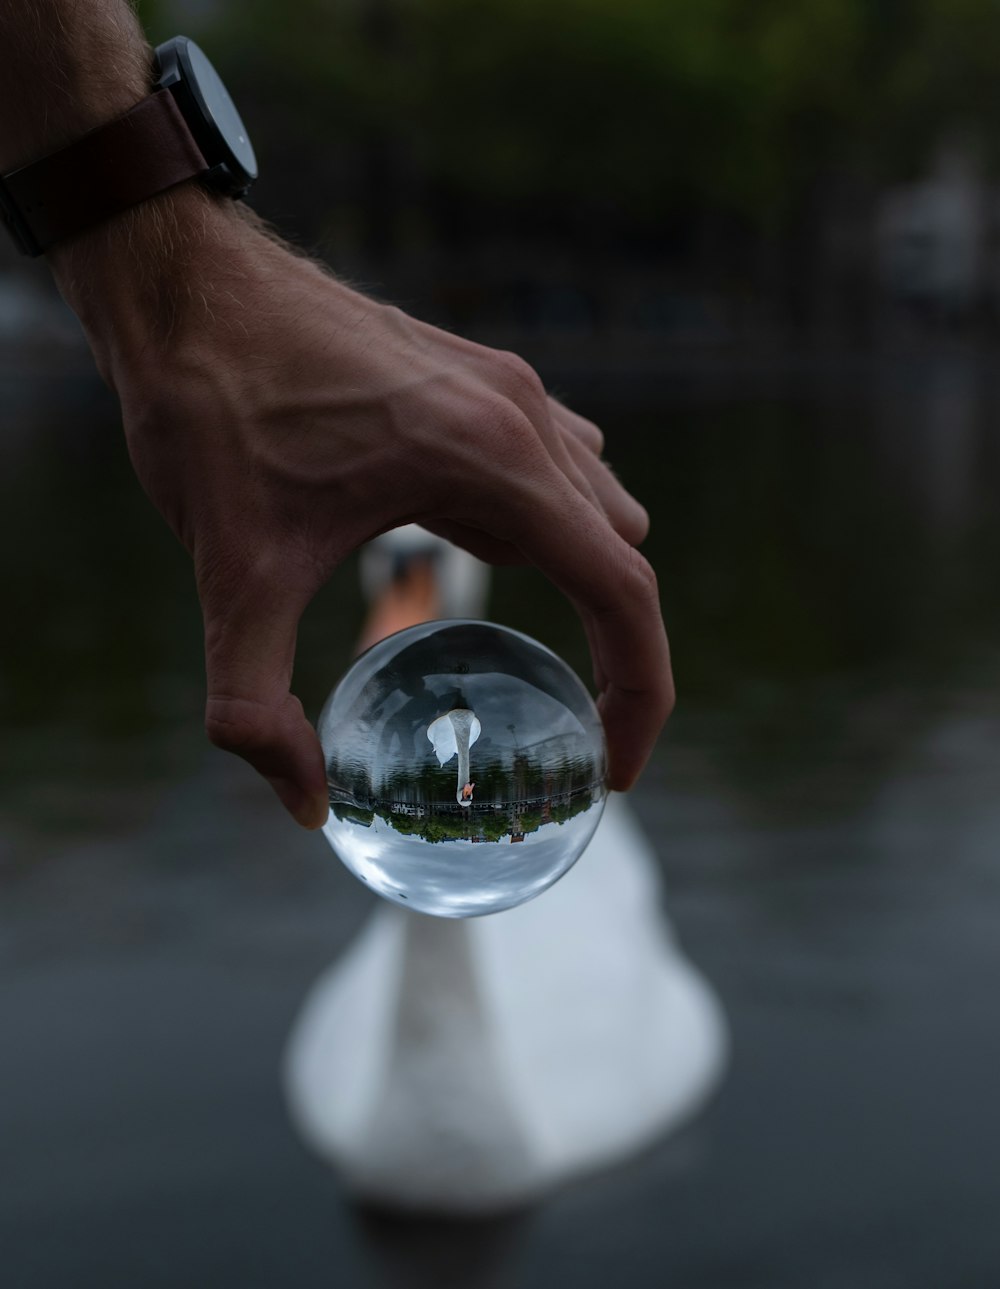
left=50, top=182, right=255, bottom=387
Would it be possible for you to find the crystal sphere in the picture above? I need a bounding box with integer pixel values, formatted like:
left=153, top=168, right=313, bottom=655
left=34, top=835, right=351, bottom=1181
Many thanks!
left=319, top=620, right=607, bottom=917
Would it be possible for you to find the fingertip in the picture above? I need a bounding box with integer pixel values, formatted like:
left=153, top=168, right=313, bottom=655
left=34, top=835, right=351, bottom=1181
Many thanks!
left=606, top=757, right=633, bottom=791
left=597, top=692, right=634, bottom=792
left=267, top=776, right=329, bottom=830
left=299, top=799, right=330, bottom=831
left=597, top=682, right=670, bottom=792
left=604, top=754, right=640, bottom=794
left=630, top=500, right=651, bottom=545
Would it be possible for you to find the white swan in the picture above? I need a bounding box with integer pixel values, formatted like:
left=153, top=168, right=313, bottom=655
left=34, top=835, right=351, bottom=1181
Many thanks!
left=426, top=708, right=481, bottom=806
left=286, top=794, right=727, bottom=1213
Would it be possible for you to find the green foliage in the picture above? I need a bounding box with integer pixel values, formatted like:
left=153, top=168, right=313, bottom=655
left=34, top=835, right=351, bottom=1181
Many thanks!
left=406, top=0, right=869, bottom=219
left=332, top=801, right=376, bottom=827
left=376, top=786, right=596, bottom=843
left=159, top=0, right=1000, bottom=227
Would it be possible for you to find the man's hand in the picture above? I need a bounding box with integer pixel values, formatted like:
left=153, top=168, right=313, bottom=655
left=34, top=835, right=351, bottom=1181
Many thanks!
left=1, top=0, right=672, bottom=826
left=51, top=189, right=674, bottom=828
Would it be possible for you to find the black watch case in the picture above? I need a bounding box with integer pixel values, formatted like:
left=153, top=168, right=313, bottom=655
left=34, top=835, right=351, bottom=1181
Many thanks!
left=154, top=36, right=258, bottom=198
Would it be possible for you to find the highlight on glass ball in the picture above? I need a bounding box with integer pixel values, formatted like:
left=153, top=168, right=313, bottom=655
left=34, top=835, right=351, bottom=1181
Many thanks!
left=318, top=621, right=608, bottom=917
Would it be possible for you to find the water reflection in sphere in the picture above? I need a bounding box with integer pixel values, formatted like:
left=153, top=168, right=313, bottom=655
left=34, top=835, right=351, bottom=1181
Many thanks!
left=319, top=621, right=607, bottom=917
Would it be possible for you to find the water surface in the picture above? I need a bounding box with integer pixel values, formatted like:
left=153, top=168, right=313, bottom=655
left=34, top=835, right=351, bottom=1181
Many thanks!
left=2, top=351, right=999, bottom=1288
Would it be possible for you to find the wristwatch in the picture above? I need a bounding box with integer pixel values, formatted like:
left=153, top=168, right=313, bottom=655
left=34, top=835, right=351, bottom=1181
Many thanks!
left=0, top=36, right=257, bottom=258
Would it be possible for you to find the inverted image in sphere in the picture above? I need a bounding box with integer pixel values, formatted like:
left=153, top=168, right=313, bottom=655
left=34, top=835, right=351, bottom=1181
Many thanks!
left=319, top=620, right=607, bottom=917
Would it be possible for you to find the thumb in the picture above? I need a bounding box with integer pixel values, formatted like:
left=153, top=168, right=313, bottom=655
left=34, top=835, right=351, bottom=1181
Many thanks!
left=201, top=572, right=328, bottom=829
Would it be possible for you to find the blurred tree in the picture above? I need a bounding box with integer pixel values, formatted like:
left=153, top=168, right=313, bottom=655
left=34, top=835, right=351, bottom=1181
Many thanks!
left=137, top=1, right=1000, bottom=288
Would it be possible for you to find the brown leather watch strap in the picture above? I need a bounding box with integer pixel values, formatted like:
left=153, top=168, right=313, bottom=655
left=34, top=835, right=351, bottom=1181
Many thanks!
left=0, top=91, right=208, bottom=256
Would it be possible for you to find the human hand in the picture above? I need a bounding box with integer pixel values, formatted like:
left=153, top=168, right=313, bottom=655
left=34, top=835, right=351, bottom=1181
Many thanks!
left=53, top=191, right=673, bottom=827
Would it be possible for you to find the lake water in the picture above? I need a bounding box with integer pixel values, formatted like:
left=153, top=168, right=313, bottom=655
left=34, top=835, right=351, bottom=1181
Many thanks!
left=2, top=349, right=999, bottom=1288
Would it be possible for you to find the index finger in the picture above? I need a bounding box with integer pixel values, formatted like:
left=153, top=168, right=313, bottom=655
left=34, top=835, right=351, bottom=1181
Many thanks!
left=499, top=476, right=674, bottom=790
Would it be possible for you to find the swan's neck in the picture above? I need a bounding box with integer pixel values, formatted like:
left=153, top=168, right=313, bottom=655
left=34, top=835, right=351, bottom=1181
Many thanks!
left=446, top=709, right=476, bottom=807
left=456, top=739, right=470, bottom=805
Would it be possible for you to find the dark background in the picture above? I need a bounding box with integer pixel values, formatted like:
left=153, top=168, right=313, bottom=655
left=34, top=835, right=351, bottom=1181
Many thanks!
left=2, top=2, right=1000, bottom=1286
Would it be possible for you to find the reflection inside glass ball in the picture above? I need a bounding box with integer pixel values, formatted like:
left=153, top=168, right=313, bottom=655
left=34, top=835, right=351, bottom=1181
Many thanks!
left=319, top=621, right=607, bottom=917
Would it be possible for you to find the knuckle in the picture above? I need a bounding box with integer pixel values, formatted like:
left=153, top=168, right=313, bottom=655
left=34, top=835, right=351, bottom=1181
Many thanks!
left=494, top=350, right=547, bottom=407
left=479, top=400, right=539, bottom=458
left=623, top=548, right=660, bottom=604
left=574, top=414, right=604, bottom=453
left=205, top=697, right=261, bottom=754
left=627, top=505, right=651, bottom=545
left=204, top=694, right=281, bottom=757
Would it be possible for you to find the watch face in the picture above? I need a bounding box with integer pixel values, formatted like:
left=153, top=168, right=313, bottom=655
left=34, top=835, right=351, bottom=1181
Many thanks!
left=184, top=41, right=258, bottom=182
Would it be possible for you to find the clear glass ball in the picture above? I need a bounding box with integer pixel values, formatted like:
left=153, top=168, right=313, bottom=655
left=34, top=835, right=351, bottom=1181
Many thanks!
left=319, top=620, right=607, bottom=917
